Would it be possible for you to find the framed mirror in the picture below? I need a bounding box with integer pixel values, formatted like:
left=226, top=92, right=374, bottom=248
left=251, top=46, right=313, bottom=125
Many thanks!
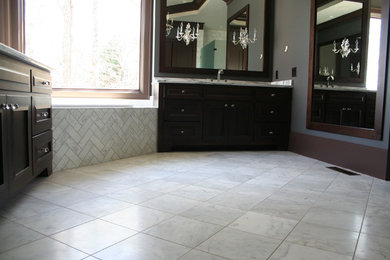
left=307, top=0, right=389, bottom=139
left=159, top=0, right=273, bottom=78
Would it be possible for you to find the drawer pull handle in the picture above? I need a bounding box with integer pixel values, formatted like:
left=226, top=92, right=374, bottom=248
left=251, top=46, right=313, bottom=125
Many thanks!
left=41, top=81, right=50, bottom=86
left=180, top=130, right=184, bottom=134
left=231, top=104, right=235, bottom=108
left=1, top=104, right=10, bottom=110
left=269, top=110, right=275, bottom=114
left=180, top=108, right=185, bottom=112
left=347, top=107, right=352, bottom=111
left=224, top=104, right=228, bottom=107
left=268, top=131, right=274, bottom=135
left=41, top=112, right=49, bottom=117
left=270, top=93, right=276, bottom=97
left=10, top=104, right=19, bottom=111
left=41, top=147, right=50, bottom=153
left=181, top=90, right=185, bottom=94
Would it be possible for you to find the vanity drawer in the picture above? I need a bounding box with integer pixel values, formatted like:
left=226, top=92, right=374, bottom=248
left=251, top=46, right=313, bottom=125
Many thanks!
left=0, top=54, right=30, bottom=92
left=31, top=69, right=52, bottom=93
left=255, top=122, right=288, bottom=141
left=163, top=85, right=201, bottom=99
left=164, top=100, right=201, bottom=122
left=32, top=96, right=52, bottom=135
left=256, top=88, right=291, bottom=101
left=255, top=103, right=290, bottom=121
left=204, top=86, right=252, bottom=100
left=32, top=130, right=53, bottom=176
left=163, top=123, right=201, bottom=144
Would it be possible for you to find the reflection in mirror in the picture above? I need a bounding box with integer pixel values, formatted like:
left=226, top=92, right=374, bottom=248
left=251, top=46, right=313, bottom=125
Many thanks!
left=161, top=0, right=266, bottom=72
left=307, top=0, right=388, bottom=139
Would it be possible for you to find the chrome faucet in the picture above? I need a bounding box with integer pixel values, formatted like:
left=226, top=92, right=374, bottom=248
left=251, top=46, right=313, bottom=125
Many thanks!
left=217, top=69, right=224, bottom=81
left=326, top=75, right=334, bottom=88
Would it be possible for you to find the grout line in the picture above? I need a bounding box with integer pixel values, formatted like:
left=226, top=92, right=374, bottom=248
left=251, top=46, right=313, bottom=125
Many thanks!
left=352, top=177, right=375, bottom=259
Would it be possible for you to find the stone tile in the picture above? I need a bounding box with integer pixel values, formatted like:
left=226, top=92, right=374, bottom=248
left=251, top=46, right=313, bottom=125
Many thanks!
left=251, top=197, right=311, bottom=220
left=140, top=194, right=199, bottom=214
left=197, top=227, right=280, bottom=260
left=170, top=185, right=222, bottom=201
left=207, top=191, right=268, bottom=210
left=136, top=179, right=187, bottom=193
left=270, top=242, right=351, bottom=260
left=0, top=221, right=44, bottom=253
left=106, top=187, right=164, bottom=204
left=355, top=233, right=390, bottom=260
left=286, top=222, right=359, bottom=256
left=14, top=207, right=94, bottom=235
left=179, top=249, right=228, bottom=260
left=68, top=196, right=133, bottom=218
left=0, top=237, right=88, bottom=260
left=94, top=233, right=190, bottom=260
left=229, top=212, right=298, bottom=239
left=145, top=216, right=223, bottom=248
left=102, top=205, right=173, bottom=231
left=180, top=203, right=245, bottom=226
left=51, top=219, right=137, bottom=254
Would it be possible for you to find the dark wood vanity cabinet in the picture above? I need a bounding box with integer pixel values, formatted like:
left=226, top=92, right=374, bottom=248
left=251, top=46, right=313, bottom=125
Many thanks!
left=0, top=50, right=52, bottom=205
left=158, top=83, right=292, bottom=151
left=311, top=90, right=376, bottom=128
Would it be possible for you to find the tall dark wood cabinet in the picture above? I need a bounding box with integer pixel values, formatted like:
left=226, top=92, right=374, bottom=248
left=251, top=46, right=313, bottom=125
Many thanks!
left=0, top=44, right=52, bottom=206
left=158, top=83, right=292, bottom=151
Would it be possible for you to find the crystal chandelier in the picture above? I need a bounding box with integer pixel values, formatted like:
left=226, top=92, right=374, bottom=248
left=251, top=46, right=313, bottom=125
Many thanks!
left=166, top=13, right=173, bottom=37
left=332, top=38, right=359, bottom=58
left=176, top=22, right=199, bottom=45
left=232, top=27, right=257, bottom=49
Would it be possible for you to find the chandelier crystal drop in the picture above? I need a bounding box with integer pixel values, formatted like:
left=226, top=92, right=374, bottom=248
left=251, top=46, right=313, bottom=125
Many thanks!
left=332, top=38, right=359, bottom=58
left=176, top=22, right=199, bottom=45
left=232, top=27, right=257, bottom=49
left=166, top=13, right=173, bottom=37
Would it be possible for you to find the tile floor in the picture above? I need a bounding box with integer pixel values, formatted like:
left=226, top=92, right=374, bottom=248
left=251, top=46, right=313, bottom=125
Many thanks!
left=0, top=151, right=389, bottom=260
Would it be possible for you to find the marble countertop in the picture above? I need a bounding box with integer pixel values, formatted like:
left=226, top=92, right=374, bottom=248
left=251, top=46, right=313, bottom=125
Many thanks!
left=0, top=43, right=51, bottom=71
left=154, top=77, right=293, bottom=88
left=314, top=84, right=376, bottom=93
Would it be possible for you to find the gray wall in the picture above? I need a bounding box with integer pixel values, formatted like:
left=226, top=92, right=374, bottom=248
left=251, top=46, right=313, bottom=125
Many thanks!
left=52, top=108, right=158, bottom=172
left=273, top=0, right=390, bottom=150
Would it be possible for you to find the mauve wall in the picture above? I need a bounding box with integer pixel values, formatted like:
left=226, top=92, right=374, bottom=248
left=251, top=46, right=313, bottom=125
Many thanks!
left=52, top=108, right=158, bottom=172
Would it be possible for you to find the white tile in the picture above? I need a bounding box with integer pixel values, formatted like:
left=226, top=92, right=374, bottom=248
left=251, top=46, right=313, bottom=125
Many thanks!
left=51, top=219, right=137, bottom=254
left=106, top=187, right=163, bottom=204
left=94, top=233, right=190, bottom=260
left=141, top=194, right=199, bottom=214
left=170, top=185, right=222, bottom=201
left=207, top=191, right=268, bottom=210
left=136, top=179, right=187, bottom=193
left=197, top=227, right=280, bottom=260
left=252, top=197, right=311, bottom=220
left=145, top=216, right=223, bottom=247
left=0, top=221, right=44, bottom=253
left=102, top=205, right=173, bottom=231
left=0, top=237, right=88, bottom=260
left=180, top=203, right=245, bottom=226
left=229, top=212, right=297, bottom=239
left=355, top=233, right=390, bottom=260
left=286, top=222, right=359, bottom=256
left=179, top=249, right=228, bottom=260
left=270, top=242, right=351, bottom=260
left=68, top=196, right=133, bottom=217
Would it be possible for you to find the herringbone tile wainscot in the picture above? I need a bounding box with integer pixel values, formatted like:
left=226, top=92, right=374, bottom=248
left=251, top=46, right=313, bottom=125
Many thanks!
left=52, top=108, right=157, bottom=172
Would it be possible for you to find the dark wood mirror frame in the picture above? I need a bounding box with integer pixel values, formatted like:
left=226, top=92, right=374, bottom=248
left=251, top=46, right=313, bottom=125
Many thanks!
left=306, top=0, right=389, bottom=140
left=159, top=0, right=274, bottom=79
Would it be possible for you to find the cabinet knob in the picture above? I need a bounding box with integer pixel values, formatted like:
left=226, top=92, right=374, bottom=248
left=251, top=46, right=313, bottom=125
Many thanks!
left=224, top=104, right=228, bottom=107
left=181, top=89, right=185, bottom=94
left=268, top=131, right=274, bottom=135
left=270, top=93, right=276, bottom=97
left=41, top=147, right=50, bottom=153
left=347, top=107, right=352, bottom=111
left=180, top=108, right=185, bottom=112
left=1, top=104, right=10, bottom=110
left=41, top=112, right=49, bottom=117
left=342, top=107, right=346, bottom=111
left=10, top=104, right=19, bottom=111
left=180, top=130, right=184, bottom=134
left=41, top=81, right=50, bottom=86
left=231, top=104, right=235, bottom=108
left=269, top=110, right=275, bottom=115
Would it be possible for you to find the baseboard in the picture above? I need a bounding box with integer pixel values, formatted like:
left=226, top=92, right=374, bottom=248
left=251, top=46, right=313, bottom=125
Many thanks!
left=289, top=132, right=389, bottom=180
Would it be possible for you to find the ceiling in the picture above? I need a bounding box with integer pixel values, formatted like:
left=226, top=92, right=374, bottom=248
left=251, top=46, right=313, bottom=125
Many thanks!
left=317, top=0, right=363, bottom=24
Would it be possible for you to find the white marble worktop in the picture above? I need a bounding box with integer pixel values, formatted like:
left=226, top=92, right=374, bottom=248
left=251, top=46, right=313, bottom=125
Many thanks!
left=314, top=84, right=376, bottom=93
left=154, top=77, right=293, bottom=88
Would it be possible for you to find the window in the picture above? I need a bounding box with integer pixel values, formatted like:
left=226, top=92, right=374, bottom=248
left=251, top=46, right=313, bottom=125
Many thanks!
left=25, top=0, right=152, bottom=99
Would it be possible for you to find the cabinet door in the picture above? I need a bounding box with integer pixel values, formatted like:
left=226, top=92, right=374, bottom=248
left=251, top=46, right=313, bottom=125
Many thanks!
left=0, top=95, right=8, bottom=202
left=340, top=106, right=364, bottom=127
left=228, top=101, right=253, bottom=145
left=7, top=95, right=33, bottom=193
left=203, top=101, right=228, bottom=145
